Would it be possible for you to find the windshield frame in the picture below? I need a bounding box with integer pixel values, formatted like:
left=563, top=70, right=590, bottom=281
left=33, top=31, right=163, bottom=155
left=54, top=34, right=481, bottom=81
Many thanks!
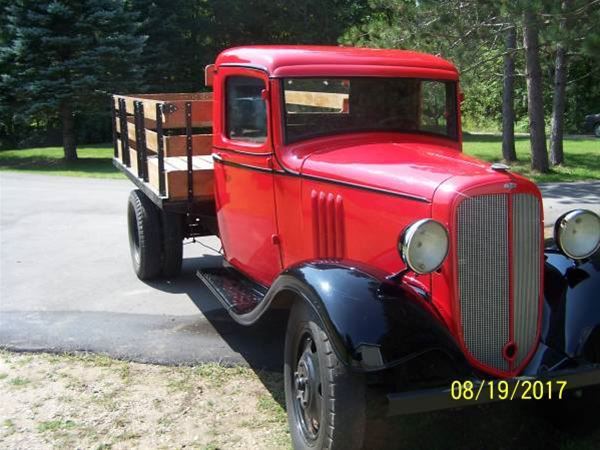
left=280, top=76, right=459, bottom=145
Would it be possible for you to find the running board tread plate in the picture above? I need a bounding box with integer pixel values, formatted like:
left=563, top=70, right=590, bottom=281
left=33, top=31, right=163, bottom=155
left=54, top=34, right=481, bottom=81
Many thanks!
left=197, top=267, right=267, bottom=316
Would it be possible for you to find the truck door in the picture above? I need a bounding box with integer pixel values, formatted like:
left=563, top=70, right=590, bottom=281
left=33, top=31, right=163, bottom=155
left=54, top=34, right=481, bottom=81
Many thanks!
left=212, top=67, right=282, bottom=286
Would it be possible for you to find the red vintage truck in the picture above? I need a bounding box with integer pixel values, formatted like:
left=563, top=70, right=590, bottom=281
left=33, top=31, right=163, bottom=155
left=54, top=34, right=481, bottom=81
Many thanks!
left=112, top=46, right=600, bottom=449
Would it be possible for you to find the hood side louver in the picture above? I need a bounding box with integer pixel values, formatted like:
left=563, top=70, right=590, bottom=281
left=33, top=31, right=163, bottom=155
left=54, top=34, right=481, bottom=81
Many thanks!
left=311, top=190, right=345, bottom=259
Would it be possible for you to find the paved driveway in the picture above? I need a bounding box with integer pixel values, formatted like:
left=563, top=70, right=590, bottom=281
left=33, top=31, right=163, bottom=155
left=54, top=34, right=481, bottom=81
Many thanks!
left=537, top=181, right=600, bottom=225
left=1, top=173, right=599, bottom=368
left=0, top=172, right=286, bottom=370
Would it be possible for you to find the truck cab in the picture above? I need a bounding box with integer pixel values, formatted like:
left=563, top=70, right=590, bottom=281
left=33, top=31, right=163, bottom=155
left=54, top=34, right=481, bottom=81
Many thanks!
left=113, top=46, right=600, bottom=450
left=210, top=47, right=463, bottom=287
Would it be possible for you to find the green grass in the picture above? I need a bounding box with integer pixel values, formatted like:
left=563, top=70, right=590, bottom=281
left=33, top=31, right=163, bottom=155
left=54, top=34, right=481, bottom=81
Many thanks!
left=463, top=134, right=600, bottom=183
left=2, top=418, right=17, bottom=437
left=8, top=376, right=30, bottom=387
left=1, top=135, right=598, bottom=183
left=36, top=419, right=77, bottom=433
left=0, top=145, right=121, bottom=179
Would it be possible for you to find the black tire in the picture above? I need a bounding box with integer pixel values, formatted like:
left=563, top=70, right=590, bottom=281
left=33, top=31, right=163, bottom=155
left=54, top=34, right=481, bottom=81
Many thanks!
left=160, top=211, right=183, bottom=278
left=284, top=301, right=366, bottom=450
left=594, top=123, right=600, bottom=138
left=127, top=189, right=162, bottom=280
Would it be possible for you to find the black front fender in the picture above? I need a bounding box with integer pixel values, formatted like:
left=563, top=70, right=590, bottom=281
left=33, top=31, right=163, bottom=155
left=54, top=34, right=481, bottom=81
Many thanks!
left=268, top=261, right=469, bottom=374
left=542, top=251, right=600, bottom=362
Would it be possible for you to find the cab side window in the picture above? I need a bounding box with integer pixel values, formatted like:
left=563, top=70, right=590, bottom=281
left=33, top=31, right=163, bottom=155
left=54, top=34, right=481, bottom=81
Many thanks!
left=226, top=76, right=267, bottom=144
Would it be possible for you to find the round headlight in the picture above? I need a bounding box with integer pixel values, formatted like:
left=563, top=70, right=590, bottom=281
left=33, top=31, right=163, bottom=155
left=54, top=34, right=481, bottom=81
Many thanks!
left=554, top=209, right=600, bottom=260
left=400, top=219, right=449, bottom=274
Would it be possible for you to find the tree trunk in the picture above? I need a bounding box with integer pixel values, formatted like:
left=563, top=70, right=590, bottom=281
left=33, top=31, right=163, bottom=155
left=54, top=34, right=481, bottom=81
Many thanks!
left=60, top=103, right=77, bottom=161
left=550, top=0, right=570, bottom=166
left=523, top=9, right=549, bottom=173
left=502, top=24, right=517, bottom=163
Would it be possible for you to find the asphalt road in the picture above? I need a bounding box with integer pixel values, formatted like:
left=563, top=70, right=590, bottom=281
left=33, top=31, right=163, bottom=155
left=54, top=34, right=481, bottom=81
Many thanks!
left=0, top=172, right=286, bottom=371
left=1, top=173, right=599, bottom=369
left=537, top=181, right=600, bottom=225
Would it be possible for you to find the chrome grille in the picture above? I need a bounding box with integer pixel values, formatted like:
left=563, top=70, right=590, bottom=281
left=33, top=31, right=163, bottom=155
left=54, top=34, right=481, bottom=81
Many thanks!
left=456, top=192, right=541, bottom=374
left=457, top=194, right=510, bottom=372
left=512, top=194, right=541, bottom=368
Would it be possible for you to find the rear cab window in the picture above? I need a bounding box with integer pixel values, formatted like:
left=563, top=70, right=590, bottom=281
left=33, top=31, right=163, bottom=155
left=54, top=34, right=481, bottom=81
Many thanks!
left=283, top=77, right=458, bottom=144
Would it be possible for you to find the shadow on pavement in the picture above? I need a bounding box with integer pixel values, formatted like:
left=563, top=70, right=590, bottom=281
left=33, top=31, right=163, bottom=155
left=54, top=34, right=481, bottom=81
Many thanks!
left=144, top=253, right=289, bottom=414
left=538, top=180, right=600, bottom=205
left=145, top=255, right=288, bottom=373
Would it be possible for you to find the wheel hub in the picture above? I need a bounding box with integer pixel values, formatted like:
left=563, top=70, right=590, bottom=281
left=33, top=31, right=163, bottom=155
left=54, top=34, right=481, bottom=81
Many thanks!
left=295, top=358, right=314, bottom=408
left=293, top=335, right=321, bottom=441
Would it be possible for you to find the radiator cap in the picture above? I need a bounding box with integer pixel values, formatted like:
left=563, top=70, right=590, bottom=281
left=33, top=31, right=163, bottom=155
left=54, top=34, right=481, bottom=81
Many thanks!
left=491, top=163, right=511, bottom=172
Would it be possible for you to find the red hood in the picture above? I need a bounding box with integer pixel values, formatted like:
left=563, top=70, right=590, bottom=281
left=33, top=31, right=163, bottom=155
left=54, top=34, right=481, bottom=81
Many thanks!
left=300, top=141, right=492, bottom=201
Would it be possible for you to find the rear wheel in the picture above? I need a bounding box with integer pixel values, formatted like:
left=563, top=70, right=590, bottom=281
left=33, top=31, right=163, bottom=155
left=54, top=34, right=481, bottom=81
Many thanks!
left=160, top=211, right=183, bottom=278
left=127, top=190, right=161, bottom=280
left=284, top=301, right=366, bottom=450
left=594, top=123, right=600, bottom=138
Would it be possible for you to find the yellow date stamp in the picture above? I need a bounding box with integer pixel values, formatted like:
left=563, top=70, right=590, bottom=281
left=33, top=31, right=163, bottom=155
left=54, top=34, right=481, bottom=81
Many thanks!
left=450, top=380, right=568, bottom=401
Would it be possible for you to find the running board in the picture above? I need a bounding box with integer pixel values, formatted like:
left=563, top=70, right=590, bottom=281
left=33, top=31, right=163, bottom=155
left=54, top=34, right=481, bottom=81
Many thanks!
left=197, top=267, right=268, bottom=318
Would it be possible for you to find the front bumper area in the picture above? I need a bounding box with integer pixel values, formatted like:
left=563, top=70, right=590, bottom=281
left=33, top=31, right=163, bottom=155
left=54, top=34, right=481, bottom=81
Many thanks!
left=387, top=365, right=600, bottom=416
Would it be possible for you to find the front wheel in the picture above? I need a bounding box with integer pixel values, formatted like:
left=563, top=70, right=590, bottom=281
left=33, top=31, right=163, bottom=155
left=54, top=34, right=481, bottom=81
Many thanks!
left=284, top=301, right=366, bottom=450
left=594, top=123, right=600, bottom=138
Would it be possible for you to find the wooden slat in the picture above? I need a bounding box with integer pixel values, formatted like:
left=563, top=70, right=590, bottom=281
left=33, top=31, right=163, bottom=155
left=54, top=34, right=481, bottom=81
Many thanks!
left=285, top=90, right=348, bottom=110
left=117, top=138, right=123, bottom=160
left=116, top=139, right=140, bottom=174
left=145, top=129, right=159, bottom=153
left=113, top=93, right=213, bottom=129
left=163, top=134, right=212, bottom=157
left=116, top=118, right=212, bottom=156
left=116, top=115, right=159, bottom=133
left=116, top=120, right=137, bottom=144
left=114, top=92, right=212, bottom=103
left=148, top=156, right=214, bottom=200
left=116, top=141, right=214, bottom=201
left=116, top=137, right=128, bottom=161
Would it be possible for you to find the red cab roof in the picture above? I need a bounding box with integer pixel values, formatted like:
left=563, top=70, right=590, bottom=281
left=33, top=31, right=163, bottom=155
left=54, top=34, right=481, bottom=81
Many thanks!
left=215, top=45, right=459, bottom=79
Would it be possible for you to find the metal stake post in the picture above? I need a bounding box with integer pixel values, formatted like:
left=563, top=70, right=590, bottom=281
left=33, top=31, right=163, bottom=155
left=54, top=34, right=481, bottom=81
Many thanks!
left=185, top=101, right=194, bottom=203
left=156, top=103, right=166, bottom=197
left=134, top=101, right=143, bottom=179
left=119, top=98, right=131, bottom=167
left=111, top=98, right=118, bottom=158
left=138, top=102, right=148, bottom=182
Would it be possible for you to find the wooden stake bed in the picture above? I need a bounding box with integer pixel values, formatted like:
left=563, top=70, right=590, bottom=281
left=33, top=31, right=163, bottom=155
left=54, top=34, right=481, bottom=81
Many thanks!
left=112, top=92, right=215, bottom=203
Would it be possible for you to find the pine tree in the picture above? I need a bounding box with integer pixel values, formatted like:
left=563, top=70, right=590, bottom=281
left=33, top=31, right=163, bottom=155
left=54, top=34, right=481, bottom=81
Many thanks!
left=1, top=0, right=145, bottom=160
left=132, top=0, right=211, bottom=93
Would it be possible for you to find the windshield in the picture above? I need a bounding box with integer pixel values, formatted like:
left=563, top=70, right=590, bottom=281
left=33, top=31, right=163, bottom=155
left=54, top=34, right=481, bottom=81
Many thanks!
left=282, top=77, right=458, bottom=144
